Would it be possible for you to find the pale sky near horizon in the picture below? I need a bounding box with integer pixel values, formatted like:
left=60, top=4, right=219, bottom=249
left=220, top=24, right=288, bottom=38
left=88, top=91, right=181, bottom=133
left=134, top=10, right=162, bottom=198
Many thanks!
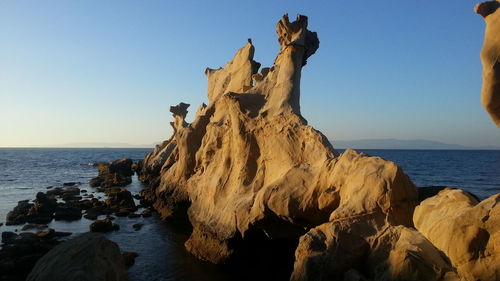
left=1, top=0, right=499, bottom=148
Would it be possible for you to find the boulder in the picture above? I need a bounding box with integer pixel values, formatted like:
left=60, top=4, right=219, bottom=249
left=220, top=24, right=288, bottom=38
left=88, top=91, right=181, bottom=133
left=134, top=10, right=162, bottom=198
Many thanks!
left=121, top=252, right=138, bottom=268
left=475, top=1, right=500, bottom=127
left=6, top=200, right=33, bottom=225
left=89, top=219, right=116, bottom=233
left=414, top=188, right=500, bottom=281
left=0, top=231, right=60, bottom=281
left=26, top=233, right=129, bottom=281
left=89, top=159, right=134, bottom=188
left=104, top=188, right=136, bottom=213
left=54, top=204, right=82, bottom=221
left=109, top=158, right=134, bottom=176
left=21, top=224, right=48, bottom=231
left=291, top=220, right=458, bottom=281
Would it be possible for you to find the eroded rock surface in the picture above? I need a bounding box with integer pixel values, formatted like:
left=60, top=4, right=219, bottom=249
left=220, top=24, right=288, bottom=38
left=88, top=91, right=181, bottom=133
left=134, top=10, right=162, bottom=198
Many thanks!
left=414, top=188, right=499, bottom=281
left=138, top=14, right=418, bottom=265
left=476, top=0, right=500, bottom=127
left=135, top=12, right=500, bottom=281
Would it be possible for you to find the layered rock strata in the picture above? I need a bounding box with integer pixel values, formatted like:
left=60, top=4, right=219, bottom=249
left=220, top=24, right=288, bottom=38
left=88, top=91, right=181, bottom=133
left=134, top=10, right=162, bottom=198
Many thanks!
left=476, top=1, right=500, bottom=127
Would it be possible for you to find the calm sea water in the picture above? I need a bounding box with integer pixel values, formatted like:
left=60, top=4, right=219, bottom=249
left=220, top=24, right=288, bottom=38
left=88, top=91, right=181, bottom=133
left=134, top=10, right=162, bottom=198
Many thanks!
left=0, top=148, right=499, bottom=281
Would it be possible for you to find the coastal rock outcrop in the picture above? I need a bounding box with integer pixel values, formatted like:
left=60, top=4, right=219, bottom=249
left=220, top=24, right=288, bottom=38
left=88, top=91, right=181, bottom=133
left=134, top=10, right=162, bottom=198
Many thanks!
left=27, top=233, right=129, bottom=281
left=90, top=158, right=134, bottom=188
left=414, top=188, right=499, bottom=281
left=476, top=1, right=500, bottom=127
left=138, top=13, right=418, bottom=265
left=128, top=12, right=500, bottom=280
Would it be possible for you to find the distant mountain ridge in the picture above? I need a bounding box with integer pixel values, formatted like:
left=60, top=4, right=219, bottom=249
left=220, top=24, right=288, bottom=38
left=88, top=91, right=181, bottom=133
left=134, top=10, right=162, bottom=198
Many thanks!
left=40, top=142, right=156, bottom=148
left=331, top=138, right=500, bottom=150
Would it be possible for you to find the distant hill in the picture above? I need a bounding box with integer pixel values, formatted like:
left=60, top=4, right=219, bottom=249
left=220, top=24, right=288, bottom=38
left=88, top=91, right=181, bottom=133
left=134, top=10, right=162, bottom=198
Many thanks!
left=43, top=142, right=156, bottom=148
left=331, top=139, right=500, bottom=150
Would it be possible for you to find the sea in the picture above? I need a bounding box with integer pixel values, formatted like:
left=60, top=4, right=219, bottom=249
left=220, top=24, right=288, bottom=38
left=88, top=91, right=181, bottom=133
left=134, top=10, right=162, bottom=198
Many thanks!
left=0, top=148, right=499, bottom=281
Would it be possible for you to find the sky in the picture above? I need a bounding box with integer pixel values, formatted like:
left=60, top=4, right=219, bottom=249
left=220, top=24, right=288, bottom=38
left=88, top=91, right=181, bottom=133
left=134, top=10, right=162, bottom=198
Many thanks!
left=1, top=0, right=499, bottom=148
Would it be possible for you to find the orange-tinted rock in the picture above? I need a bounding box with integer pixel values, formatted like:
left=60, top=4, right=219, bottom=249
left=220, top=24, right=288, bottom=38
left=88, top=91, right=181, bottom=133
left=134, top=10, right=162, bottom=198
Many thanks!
left=414, top=188, right=500, bottom=281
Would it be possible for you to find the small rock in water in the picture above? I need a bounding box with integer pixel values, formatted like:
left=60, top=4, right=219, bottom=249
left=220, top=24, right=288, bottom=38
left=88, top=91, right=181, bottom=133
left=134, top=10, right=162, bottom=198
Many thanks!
left=45, top=186, right=53, bottom=189
left=63, top=182, right=78, bottom=186
left=21, top=224, right=48, bottom=231
left=89, top=219, right=114, bottom=232
left=140, top=208, right=153, bottom=218
left=54, top=204, right=82, bottom=221
left=132, top=223, right=143, bottom=231
left=122, top=251, right=139, bottom=268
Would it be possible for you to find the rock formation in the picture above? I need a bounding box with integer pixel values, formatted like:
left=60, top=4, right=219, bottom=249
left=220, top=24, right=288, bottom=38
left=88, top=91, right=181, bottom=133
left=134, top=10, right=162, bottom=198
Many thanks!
left=90, top=158, right=134, bottom=188
left=414, top=188, right=499, bottom=281
left=27, top=233, right=129, bottom=281
left=139, top=14, right=417, bottom=263
left=138, top=13, right=499, bottom=280
left=476, top=1, right=500, bottom=127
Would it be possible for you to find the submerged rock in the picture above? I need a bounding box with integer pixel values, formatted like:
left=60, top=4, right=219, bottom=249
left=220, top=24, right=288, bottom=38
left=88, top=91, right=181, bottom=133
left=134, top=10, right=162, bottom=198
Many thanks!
left=26, top=233, right=129, bottom=281
left=476, top=1, right=500, bottom=127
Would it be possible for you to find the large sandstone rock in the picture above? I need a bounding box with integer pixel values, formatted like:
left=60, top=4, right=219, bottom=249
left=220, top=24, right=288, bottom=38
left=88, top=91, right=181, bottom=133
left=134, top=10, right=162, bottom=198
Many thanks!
left=27, top=233, right=129, bottom=281
left=414, top=188, right=499, bottom=281
left=291, top=219, right=459, bottom=281
left=138, top=14, right=418, bottom=264
left=476, top=1, right=500, bottom=127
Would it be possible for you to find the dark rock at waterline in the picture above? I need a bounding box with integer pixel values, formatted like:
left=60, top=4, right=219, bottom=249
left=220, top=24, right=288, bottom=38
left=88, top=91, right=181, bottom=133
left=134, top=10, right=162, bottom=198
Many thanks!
left=63, top=182, right=79, bottom=187
left=35, top=228, right=72, bottom=239
left=132, top=223, right=143, bottom=231
left=54, top=204, right=82, bottom=221
left=26, top=193, right=57, bottom=224
left=89, top=158, right=134, bottom=188
left=122, top=251, right=139, bottom=268
left=21, top=224, right=48, bottom=231
left=26, top=233, right=129, bottom=281
left=83, top=205, right=109, bottom=220
left=104, top=188, right=136, bottom=212
left=89, top=219, right=117, bottom=233
left=140, top=208, right=153, bottom=218
left=6, top=200, right=33, bottom=225
left=109, top=158, right=134, bottom=176
left=0, top=231, right=60, bottom=281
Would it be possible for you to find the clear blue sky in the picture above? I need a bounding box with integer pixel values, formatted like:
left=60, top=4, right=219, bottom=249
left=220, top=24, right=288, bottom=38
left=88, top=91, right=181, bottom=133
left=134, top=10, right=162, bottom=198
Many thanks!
left=1, top=0, right=499, bottom=147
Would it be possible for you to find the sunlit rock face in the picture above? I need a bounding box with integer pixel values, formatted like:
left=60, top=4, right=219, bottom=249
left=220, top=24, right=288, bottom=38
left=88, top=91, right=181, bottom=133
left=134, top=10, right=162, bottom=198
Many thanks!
left=414, top=188, right=500, bottom=281
left=476, top=0, right=500, bottom=127
left=139, top=14, right=418, bottom=265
